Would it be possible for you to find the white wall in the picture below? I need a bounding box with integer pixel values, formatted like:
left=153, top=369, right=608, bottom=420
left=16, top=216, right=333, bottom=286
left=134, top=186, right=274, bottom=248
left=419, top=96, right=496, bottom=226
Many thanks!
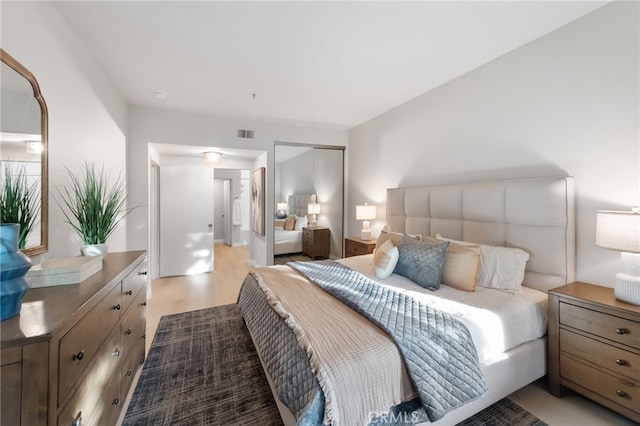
left=128, top=105, right=348, bottom=266
left=1, top=2, right=129, bottom=261
left=279, top=149, right=315, bottom=202
left=348, top=2, right=639, bottom=287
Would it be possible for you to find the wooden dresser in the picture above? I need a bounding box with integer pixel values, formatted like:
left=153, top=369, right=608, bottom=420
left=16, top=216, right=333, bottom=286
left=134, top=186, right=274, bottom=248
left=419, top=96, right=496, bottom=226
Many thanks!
left=548, top=282, right=640, bottom=422
left=302, top=227, right=330, bottom=259
left=0, top=251, right=147, bottom=426
left=344, top=236, right=377, bottom=257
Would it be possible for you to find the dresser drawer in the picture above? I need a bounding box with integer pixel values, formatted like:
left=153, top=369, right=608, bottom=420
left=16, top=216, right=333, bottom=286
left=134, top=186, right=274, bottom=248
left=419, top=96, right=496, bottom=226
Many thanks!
left=121, top=287, right=146, bottom=355
left=560, top=329, right=640, bottom=382
left=122, top=259, right=147, bottom=313
left=87, top=373, right=122, bottom=426
left=121, top=336, right=145, bottom=400
left=57, top=324, right=121, bottom=424
left=559, top=302, right=640, bottom=349
left=58, top=283, right=121, bottom=403
left=561, top=355, right=639, bottom=414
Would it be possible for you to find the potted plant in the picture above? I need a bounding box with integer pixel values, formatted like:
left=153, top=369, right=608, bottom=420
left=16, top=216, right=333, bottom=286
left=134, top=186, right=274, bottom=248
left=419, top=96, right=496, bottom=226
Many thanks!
left=0, top=163, right=40, bottom=249
left=56, top=162, right=132, bottom=256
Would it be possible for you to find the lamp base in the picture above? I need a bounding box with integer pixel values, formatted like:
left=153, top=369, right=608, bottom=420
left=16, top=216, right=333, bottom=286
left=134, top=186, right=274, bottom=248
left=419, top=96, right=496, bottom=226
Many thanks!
left=361, top=229, right=372, bottom=240
left=614, top=273, right=640, bottom=305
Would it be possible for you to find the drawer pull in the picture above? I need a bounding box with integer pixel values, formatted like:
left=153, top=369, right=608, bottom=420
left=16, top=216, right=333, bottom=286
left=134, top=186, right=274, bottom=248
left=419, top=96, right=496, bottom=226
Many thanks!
left=126, top=328, right=132, bottom=335
left=615, top=359, right=627, bottom=366
left=139, top=271, right=148, bottom=276
left=71, top=411, right=82, bottom=426
left=112, top=398, right=119, bottom=405
left=125, top=290, right=133, bottom=296
left=143, top=334, right=146, bottom=339
left=72, top=351, right=84, bottom=361
left=616, top=390, right=628, bottom=398
left=112, top=348, right=120, bottom=357
left=142, top=302, right=147, bottom=306
left=615, top=328, right=627, bottom=335
left=113, top=304, right=121, bottom=311
left=125, top=370, right=132, bottom=377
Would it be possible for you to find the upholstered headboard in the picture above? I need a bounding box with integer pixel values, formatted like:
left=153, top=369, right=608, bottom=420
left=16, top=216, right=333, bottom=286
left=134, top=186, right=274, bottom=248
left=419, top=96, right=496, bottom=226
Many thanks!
left=386, top=177, right=575, bottom=292
left=287, top=193, right=317, bottom=218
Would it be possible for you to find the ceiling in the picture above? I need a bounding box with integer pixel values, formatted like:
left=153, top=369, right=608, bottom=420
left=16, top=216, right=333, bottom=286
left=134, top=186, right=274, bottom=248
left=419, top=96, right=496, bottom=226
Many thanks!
left=53, top=1, right=608, bottom=130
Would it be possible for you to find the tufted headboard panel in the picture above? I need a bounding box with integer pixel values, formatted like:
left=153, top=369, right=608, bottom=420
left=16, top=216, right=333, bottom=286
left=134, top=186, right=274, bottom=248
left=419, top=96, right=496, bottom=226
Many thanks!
left=386, top=177, right=575, bottom=292
left=287, top=193, right=317, bottom=218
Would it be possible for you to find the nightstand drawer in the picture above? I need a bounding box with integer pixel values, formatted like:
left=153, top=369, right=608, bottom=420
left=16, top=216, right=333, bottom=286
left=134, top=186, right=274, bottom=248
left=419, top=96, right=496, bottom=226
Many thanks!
left=561, top=355, right=640, bottom=414
left=560, top=329, right=640, bottom=382
left=346, top=243, right=369, bottom=256
left=560, top=302, right=640, bottom=349
left=344, top=237, right=376, bottom=258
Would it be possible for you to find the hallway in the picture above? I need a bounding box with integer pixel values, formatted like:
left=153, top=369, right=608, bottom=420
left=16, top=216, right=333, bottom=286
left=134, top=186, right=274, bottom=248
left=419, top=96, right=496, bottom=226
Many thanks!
left=145, top=243, right=252, bottom=354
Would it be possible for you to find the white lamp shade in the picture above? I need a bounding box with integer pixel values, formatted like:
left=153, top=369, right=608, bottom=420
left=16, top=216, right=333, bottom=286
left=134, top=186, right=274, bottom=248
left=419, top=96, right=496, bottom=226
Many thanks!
left=308, top=203, right=321, bottom=215
left=596, top=211, right=640, bottom=253
left=277, top=202, right=288, bottom=211
left=356, top=204, right=376, bottom=221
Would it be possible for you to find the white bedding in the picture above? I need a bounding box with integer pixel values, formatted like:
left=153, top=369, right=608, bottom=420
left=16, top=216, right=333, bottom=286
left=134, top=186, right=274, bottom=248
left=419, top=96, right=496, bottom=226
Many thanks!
left=274, top=229, right=303, bottom=255
left=338, top=254, right=548, bottom=364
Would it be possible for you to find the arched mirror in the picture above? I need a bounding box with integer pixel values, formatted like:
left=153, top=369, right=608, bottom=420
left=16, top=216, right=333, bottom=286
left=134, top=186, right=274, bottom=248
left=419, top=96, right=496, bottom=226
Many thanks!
left=1, top=49, right=48, bottom=256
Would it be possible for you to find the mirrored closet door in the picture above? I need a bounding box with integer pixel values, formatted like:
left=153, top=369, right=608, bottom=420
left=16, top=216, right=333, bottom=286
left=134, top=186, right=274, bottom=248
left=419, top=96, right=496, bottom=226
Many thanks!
left=273, top=143, right=344, bottom=262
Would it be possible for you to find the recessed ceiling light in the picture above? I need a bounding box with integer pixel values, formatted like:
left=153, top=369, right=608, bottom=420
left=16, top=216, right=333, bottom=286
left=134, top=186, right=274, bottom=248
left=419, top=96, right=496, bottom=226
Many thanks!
left=154, top=90, right=168, bottom=99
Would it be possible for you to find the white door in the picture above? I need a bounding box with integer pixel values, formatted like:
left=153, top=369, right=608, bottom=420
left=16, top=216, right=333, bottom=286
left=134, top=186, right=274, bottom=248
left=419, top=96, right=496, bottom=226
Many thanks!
left=223, top=180, right=231, bottom=245
left=160, top=165, right=214, bottom=277
left=150, top=162, right=161, bottom=280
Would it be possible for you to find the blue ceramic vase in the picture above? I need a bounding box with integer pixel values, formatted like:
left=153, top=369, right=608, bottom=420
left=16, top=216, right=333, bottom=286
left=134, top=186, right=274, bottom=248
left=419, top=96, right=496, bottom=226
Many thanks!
left=0, top=224, right=32, bottom=321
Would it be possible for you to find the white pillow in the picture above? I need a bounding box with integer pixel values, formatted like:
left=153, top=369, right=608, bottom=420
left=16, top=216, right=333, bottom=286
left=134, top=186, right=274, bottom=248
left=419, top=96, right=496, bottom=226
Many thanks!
left=294, top=215, right=308, bottom=231
left=373, top=239, right=399, bottom=279
left=435, top=234, right=529, bottom=291
left=275, top=226, right=284, bottom=231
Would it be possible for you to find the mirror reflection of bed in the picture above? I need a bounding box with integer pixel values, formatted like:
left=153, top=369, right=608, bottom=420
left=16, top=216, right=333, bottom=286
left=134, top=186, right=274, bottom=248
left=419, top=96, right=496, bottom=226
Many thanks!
left=273, top=144, right=344, bottom=265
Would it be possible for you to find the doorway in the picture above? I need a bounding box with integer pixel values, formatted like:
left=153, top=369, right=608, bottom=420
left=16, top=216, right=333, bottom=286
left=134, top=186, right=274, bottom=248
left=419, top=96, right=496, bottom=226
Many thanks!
left=214, top=179, right=232, bottom=245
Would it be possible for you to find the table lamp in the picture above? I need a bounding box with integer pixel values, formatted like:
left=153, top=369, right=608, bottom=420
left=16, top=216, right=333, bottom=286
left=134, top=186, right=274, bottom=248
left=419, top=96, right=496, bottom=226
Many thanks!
left=356, top=204, right=376, bottom=240
left=596, top=209, right=640, bottom=305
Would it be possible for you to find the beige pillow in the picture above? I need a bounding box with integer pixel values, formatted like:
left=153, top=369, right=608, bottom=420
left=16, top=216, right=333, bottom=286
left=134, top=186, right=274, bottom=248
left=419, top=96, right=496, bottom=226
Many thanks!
left=274, top=219, right=286, bottom=228
left=284, top=216, right=296, bottom=231
left=373, top=239, right=399, bottom=279
left=423, top=235, right=480, bottom=292
left=376, top=227, right=419, bottom=251
left=435, top=234, right=529, bottom=291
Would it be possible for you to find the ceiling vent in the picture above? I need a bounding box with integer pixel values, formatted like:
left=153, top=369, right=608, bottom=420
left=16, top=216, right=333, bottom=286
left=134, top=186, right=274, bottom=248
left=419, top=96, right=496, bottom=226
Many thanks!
left=236, top=128, right=255, bottom=139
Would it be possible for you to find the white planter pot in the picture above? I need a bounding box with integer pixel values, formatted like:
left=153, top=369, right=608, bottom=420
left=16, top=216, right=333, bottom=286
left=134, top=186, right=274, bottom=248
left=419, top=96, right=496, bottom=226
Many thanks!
left=81, top=243, right=108, bottom=257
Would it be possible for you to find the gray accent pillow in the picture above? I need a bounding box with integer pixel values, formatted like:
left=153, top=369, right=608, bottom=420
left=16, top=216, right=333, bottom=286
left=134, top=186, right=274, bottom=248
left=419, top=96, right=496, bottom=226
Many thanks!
left=394, top=235, right=449, bottom=291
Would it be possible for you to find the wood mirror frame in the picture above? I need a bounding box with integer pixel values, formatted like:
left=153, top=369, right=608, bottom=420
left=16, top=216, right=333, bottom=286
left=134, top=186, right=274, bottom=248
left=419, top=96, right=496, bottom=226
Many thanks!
left=1, top=49, right=48, bottom=256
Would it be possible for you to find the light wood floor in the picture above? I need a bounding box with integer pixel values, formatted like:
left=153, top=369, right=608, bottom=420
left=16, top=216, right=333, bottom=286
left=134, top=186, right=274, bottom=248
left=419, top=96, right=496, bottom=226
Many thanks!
left=143, top=244, right=633, bottom=426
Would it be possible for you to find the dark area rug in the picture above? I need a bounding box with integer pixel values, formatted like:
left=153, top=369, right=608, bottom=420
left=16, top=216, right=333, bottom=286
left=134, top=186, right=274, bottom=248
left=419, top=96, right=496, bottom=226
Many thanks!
left=456, top=398, right=548, bottom=426
left=123, top=304, right=282, bottom=426
left=124, top=304, right=547, bottom=426
left=273, top=253, right=312, bottom=265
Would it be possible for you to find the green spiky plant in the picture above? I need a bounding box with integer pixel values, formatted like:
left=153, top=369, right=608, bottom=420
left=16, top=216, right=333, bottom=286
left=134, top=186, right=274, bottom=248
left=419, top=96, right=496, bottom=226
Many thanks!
left=0, top=163, right=40, bottom=249
left=56, top=162, right=133, bottom=245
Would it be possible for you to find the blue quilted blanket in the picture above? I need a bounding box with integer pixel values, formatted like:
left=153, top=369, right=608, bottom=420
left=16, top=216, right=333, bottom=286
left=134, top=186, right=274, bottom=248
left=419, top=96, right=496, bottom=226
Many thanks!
left=288, top=260, right=487, bottom=422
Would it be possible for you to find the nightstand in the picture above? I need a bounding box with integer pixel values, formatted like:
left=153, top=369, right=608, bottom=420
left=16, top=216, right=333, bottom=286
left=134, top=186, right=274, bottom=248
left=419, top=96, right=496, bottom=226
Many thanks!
left=302, top=227, right=330, bottom=259
left=548, top=282, right=640, bottom=422
left=345, top=236, right=377, bottom=258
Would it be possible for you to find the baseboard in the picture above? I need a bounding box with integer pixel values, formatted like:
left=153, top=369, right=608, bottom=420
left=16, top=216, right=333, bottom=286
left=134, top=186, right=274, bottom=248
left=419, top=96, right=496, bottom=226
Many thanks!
left=232, top=243, right=248, bottom=248
left=214, top=239, right=224, bottom=243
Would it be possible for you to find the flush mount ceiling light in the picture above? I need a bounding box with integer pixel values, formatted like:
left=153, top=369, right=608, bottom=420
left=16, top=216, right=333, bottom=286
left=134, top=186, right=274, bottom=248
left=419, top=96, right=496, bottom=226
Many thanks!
left=154, top=90, right=168, bottom=99
left=24, top=140, right=43, bottom=154
left=204, top=152, right=222, bottom=163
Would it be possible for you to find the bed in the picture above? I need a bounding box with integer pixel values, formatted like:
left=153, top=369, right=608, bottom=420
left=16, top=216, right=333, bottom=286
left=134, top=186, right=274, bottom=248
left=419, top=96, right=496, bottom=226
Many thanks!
left=240, top=176, right=575, bottom=425
left=274, top=193, right=316, bottom=256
